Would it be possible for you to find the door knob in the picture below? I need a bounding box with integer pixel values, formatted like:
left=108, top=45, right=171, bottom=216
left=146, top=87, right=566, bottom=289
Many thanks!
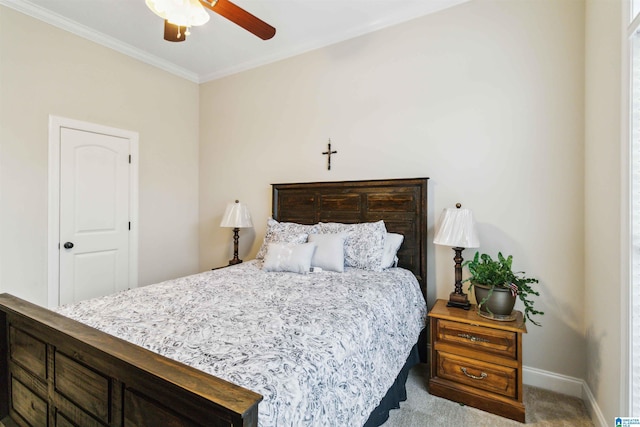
left=63, top=242, right=74, bottom=249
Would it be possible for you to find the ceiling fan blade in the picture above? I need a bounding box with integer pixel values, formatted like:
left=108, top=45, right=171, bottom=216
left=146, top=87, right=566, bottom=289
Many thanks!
left=200, top=0, right=276, bottom=40
left=164, top=20, right=187, bottom=42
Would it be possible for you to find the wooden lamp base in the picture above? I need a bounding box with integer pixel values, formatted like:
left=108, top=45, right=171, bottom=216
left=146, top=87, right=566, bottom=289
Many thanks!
left=447, top=246, right=471, bottom=310
left=447, top=291, right=471, bottom=310
left=228, top=227, right=243, bottom=265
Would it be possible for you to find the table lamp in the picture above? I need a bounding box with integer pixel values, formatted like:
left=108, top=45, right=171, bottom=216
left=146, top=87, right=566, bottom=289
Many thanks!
left=433, top=203, right=479, bottom=309
left=220, top=200, right=253, bottom=265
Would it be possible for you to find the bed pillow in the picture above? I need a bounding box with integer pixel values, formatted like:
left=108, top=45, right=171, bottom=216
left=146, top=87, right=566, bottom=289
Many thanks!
left=317, top=220, right=387, bottom=271
left=381, top=232, right=404, bottom=269
left=256, top=218, right=318, bottom=260
left=307, top=233, right=347, bottom=272
left=262, top=242, right=317, bottom=274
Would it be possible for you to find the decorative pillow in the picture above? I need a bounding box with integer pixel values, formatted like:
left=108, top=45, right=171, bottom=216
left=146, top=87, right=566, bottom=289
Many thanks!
left=262, top=242, right=317, bottom=274
left=317, top=221, right=387, bottom=271
left=256, top=218, right=318, bottom=260
left=307, top=233, right=347, bottom=272
left=381, top=232, right=404, bottom=269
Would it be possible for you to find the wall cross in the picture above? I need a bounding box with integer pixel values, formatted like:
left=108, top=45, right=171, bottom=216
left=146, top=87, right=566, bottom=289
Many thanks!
left=322, top=140, right=337, bottom=170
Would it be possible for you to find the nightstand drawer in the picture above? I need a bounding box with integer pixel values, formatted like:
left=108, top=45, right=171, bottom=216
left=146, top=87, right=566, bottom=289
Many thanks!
left=436, top=351, right=517, bottom=398
left=437, top=319, right=517, bottom=359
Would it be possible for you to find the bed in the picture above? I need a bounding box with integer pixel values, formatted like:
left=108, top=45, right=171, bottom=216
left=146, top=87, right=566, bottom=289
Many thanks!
left=0, top=177, right=429, bottom=427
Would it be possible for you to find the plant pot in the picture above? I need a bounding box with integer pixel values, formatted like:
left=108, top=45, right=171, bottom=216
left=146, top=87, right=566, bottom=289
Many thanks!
left=473, top=283, right=517, bottom=321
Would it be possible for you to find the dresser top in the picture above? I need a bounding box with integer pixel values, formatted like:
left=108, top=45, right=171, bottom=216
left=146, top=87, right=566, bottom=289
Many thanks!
left=429, top=299, right=527, bottom=333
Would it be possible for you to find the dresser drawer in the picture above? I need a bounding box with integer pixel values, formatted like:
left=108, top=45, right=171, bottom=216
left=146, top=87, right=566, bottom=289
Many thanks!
left=436, top=319, right=517, bottom=359
left=436, top=350, right=517, bottom=398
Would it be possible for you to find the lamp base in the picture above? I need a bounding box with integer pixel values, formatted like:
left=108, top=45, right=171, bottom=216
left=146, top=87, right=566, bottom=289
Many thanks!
left=228, top=227, right=243, bottom=266
left=447, top=291, right=471, bottom=310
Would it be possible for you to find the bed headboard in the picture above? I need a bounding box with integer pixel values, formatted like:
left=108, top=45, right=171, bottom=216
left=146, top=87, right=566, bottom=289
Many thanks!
left=272, top=178, right=429, bottom=297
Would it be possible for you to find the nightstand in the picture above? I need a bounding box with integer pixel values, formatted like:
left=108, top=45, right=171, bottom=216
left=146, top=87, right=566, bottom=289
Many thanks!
left=428, top=299, right=527, bottom=422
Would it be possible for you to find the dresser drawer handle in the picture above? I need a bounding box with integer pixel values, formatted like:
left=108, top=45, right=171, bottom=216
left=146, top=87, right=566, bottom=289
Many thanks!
left=461, top=367, right=487, bottom=380
left=457, top=333, right=490, bottom=343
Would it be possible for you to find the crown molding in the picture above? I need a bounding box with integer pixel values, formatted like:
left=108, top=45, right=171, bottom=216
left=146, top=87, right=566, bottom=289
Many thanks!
left=0, top=0, right=199, bottom=83
left=200, top=0, right=470, bottom=82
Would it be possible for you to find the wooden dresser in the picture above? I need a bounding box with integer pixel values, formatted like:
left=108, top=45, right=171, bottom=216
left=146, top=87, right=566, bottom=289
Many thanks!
left=428, top=299, right=527, bottom=422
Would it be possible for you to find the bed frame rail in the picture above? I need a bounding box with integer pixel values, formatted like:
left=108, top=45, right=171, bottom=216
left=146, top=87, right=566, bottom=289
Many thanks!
left=0, top=293, right=262, bottom=427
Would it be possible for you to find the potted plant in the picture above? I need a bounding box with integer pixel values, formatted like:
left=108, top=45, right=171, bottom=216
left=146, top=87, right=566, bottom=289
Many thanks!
left=463, top=252, right=543, bottom=326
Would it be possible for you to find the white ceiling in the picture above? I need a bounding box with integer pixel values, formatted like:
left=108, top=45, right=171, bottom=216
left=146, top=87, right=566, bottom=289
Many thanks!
left=1, top=0, right=468, bottom=83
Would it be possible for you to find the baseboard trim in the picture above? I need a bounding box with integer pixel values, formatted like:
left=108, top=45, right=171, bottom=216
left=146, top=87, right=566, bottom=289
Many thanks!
left=523, top=365, right=584, bottom=397
left=523, top=365, right=607, bottom=427
left=580, top=380, right=607, bottom=427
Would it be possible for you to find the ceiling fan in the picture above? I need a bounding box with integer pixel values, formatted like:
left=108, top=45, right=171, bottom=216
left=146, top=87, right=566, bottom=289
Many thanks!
left=146, top=0, right=276, bottom=42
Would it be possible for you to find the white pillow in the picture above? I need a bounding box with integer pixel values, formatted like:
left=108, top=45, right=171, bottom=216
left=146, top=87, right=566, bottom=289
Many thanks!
left=308, top=233, right=347, bottom=272
left=262, top=242, right=317, bottom=274
left=256, top=218, right=317, bottom=259
left=317, top=221, right=387, bottom=271
left=381, top=232, right=404, bottom=269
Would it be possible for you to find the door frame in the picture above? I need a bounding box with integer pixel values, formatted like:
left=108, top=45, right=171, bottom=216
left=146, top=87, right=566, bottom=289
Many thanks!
left=48, top=115, right=139, bottom=308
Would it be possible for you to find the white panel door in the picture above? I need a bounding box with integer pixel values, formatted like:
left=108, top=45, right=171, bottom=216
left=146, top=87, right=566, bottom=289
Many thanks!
left=59, top=128, right=130, bottom=305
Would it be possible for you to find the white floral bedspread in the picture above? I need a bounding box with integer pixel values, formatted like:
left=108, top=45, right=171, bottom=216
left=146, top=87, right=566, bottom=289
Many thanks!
left=56, top=261, right=427, bottom=427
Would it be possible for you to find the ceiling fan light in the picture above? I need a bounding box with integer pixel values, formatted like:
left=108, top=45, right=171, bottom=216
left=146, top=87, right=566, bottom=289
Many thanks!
left=145, top=0, right=171, bottom=19
left=146, top=0, right=209, bottom=28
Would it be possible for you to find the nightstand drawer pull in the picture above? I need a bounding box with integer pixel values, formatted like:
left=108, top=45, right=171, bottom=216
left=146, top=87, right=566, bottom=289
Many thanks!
left=461, top=367, right=487, bottom=380
left=457, top=333, right=490, bottom=343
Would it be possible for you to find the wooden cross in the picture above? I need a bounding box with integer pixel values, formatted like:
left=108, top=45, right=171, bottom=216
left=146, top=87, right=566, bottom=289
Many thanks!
left=322, top=140, right=337, bottom=170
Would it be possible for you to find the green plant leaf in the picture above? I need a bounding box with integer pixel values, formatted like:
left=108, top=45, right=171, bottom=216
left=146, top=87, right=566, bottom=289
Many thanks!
left=463, top=251, right=543, bottom=326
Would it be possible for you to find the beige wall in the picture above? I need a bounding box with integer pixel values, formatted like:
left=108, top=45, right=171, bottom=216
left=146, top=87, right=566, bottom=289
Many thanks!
left=585, top=0, right=625, bottom=422
left=0, top=6, right=201, bottom=307
left=200, top=0, right=587, bottom=380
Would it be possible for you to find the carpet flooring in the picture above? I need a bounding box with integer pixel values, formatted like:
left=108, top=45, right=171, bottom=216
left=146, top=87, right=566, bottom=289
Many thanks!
left=383, top=363, right=594, bottom=427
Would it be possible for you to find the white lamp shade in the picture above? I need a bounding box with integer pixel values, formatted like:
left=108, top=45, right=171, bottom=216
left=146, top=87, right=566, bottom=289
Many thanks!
left=433, top=206, right=480, bottom=248
left=220, top=201, right=253, bottom=228
left=145, top=0, right=210, bottom=27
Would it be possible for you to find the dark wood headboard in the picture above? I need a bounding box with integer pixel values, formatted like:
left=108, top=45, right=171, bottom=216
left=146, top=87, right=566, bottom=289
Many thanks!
left=272, top=178, right=429, bottom=297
